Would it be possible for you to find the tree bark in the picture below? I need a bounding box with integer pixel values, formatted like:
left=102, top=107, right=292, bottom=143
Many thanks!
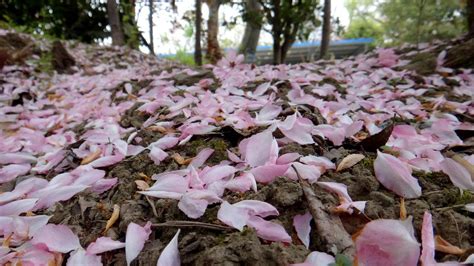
left=148, top=0, right=154, bottom=54
left=107, top=0, right=125, bottom=46
left=272, top=0, right=282, bottom=64
left=468, top=0, right=474, bottom=38
left=195, top=0, right=203, bottom=65
left=239, top=0, right=262, bottom=62
left=205, top=0, right=222, bottom=64
left=320, top=0, right=331, bottom=59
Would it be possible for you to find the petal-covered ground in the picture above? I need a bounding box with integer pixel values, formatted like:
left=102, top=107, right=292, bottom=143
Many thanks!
left=0, top=30, right=473, bottom=265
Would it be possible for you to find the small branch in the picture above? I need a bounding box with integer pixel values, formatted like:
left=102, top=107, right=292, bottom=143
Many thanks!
left=152, top=221, right=235, bottom=231
left=145, top=195, right=159, bottom=218
left=292, top=165, right=355, bottom=258
left=434, top=204, right=466, bottom=212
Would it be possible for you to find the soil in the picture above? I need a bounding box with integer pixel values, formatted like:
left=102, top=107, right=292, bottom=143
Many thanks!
left=3, top=31, right=473, bottom=265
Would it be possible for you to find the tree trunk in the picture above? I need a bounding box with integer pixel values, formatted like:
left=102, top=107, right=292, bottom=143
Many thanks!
left=205, top=0, right=222, bottom=64
left=195, top=0, right=203, bottom=65
left=272, top=0, right=282, bottom=65
left=468, top=0, right=474, bottom=38
left=320, top=0, right=331, bottom=59
left=107, top=0, right=125, bottom=46
left=239, top=0, right=262, bottom=63
left=148, top=0, right=154, bottom=54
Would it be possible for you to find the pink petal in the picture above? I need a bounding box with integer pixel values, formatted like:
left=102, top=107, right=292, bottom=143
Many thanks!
left=278, top=113, right=314, bottom=145
left=300, top=155, right=336, bottom=170
left=217, top=201, right=250, bottom=231
left=246, top=216, right=291, bottom=243
left=225, top=172, right=257, bottom=193
left=91, top=178, right=118, bottom=194
left=89, top=155, right=124, bottom=168
left=227, top=150, right=244, bottom=163
left=242, top=130, right=274, bottom=167
left=289, top=162, right=321, bottom=183
left=151, top=136, right=179, bottom=150
left=291, top=251, right=335, bottom=266
left=276, top=153, right=301, bottom=164
left=0, top=198, right=38, bottom=216
left=421, top=212, right=436, bottom=266
left=0, top=177, right=48, bottom=204
left=67, top=249, right=102, bottom=266
left=72, top=168, right=105, bottom=186
left=439, top=158, right=474, bottom=191
left=86, top=237, right=125, bottom=255
left=317, top=182, right=352, bottom=203
left=31, top=224, right=81, bottom=253
left=190, top=148, right=214, bottom=168
left=125, top=222, right=152, bottom=265
left=12, top=247, right=55, bottom=265
left=0, top=164, right=31, bottom=184
left=149, top=146, right=169, bottom=165
left=293, top=212, right=312, bottom=248
left=355, top=217, right=420, bottom=266
left=251, top=164, right=290, bottom=183
left=200, top=165, right=236, bottom=184
left=345, top=120, right=364, bottom=137
left=31, top=185, right=88, bottom=210
left=148, top=173, right=188, bottom=194
left=178, top=190, right=222, bottom=219
left=157, top=229, right=181, bottom=266
left=374, top=151, right=422, bottom=198
left=0, top=152, right=37, bottom=164
left=233, top=200, right=279, bottom=217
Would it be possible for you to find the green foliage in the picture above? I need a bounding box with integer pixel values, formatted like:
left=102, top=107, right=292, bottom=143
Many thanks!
left=344, top=0, right=466, bottom=46
left=380, top=0, right=465, bottom=45
left=343, top=18, right=383, bottom=47
left=329, top=254, right=353, bottom=266
left=0, top=0, right=109, bottom=43
left=167, top=49, right=196, bottom=66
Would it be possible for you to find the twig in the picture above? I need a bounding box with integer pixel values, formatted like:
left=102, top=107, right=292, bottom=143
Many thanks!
left=152, top=221, right=235, bottom=231
left=145, top=195, right=159, bottom=218
left=434, top=204, right=466, bottom=212
left=292, top=165, right=355, bottom=258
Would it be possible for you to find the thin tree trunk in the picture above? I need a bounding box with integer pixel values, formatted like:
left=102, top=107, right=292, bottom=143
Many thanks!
left=205, top=0, right=222, bottom=64
left=195, top=0, right=203, bottom=65
left=468, top=0, right=474, bottom=38
left=320, top=0, right=331, bottom=59
left=272, top=0, right=282, bottom=64
left=239, top=0, right=262, bottom=62
left=107, top=0, right=125, bottom=46
left=148, top=0, right=154, bottom=54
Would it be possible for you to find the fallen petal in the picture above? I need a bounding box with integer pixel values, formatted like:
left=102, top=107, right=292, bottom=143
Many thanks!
left=157, top=229, right=180, bottom=266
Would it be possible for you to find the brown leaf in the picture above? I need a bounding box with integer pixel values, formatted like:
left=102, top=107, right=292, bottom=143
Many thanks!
left=336, top=154, right=365, bottom=172
left=171, top=153, right=192, bottom=165
left=81, top=149, right=101, bottom=165
left=435, top=235, right=466, bottom=255
left=135, top=180, right=150, bottom=191
left=399, top=198, right=407, bottom=220
left=360, top=122, right=394, bottom=152
left=103, top=204, right=120, bottom=235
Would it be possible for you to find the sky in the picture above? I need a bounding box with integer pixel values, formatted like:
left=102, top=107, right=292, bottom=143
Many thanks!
left=135, top=0, right=350, bottom=55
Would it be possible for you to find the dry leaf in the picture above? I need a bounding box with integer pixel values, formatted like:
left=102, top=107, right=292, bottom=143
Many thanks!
left=360, top=122, right=394, bottom=152
left=103, top=204, right=120, bottom=235
left=81, top=149, right=102, bottom=165
left=171, top=153, right=192, bottom=165
left=336, top=154, right=365, bottom=172
left=435, top=235, right=466, bottom=255
left=2, top=233, right=12, bottom=247
left=135, top=180, right=150, bottom=191
left=399, top=198, right=407, bottom=220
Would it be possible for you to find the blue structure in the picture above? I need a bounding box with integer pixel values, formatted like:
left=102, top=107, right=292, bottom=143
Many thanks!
left=159, top=38, right=374, bottom=65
